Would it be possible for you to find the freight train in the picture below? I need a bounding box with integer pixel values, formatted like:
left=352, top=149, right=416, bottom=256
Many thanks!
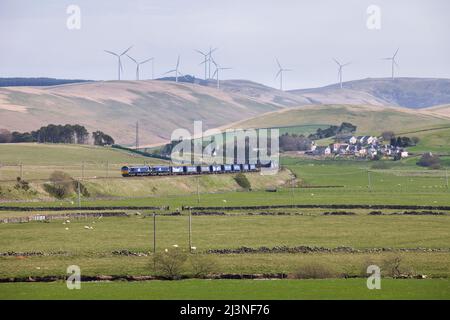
left=121, top=163, right=259, bottom=177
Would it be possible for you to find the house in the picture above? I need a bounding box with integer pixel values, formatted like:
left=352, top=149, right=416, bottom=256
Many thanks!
left=332, top=143, right=349, bottom=153
left=367, top=136, right=378, bottom=145
left=353, top=136, right=378, bottom=146
left=313, top=146, right=332, bottom=156
left=349, top=136, right=357, bottom=144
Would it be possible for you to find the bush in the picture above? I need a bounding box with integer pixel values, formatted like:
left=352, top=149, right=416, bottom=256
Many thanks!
left=153, top=247, right=188, bottom=279
left=44, top=171, right=89, bottom=199
left=382, top=255, right=402, bottom=278
left=234, top=173, right=251, bottom=190
left=292, top=263, right=336, bottom=279
left=417, top=153, right=441, bottom=169
left=0, top=129, right=12, bottom=143
left=190, top=255, right=218, bottom=278
left=14, top=177, right=31, bottom=191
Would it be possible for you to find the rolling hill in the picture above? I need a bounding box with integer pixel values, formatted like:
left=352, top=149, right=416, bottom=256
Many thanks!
left=0, top=80, right=293, bottom=146
left=0, top=77, right=92, bottom=87
left=289, top=78, right=450, bottom=109
left=422, top=104, right=450, bottom=119
left=230, top=104, right=450, bottom=136
left=2, top=77, right=450, bottom=147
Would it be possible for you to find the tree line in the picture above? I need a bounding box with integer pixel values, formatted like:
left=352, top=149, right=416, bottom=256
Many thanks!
left=0, top=124, right=114, bottom=146
left=308, top=122, right=357, bottom=140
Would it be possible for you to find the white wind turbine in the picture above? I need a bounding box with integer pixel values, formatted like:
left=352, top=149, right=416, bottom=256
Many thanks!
left=382, top=48, right=399, bottom=80
left=207, top=47, right=218, bottom=79
left=211, top=58, right=231, bottom=89
left=164, top=55, right=184, bottom=82
left=333, top=58, right=351, bottom=89
left=195, top=49, right=209, bottom=80
left=126, top=55, right=154, bottom=80
left=104, top=46, right=133, bottom=80
left=275, top=58, right=292, bottom=91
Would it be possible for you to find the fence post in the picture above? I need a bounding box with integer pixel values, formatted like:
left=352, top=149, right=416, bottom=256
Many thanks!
left=153, top=213, right=156, bottom=254
left=446, top=168, right=449, bottom=190
left=189, top=209, right=192, bottom=252
left=196, top=176, right=200, bottom=204
left=77, top=180, right=81, bottom=208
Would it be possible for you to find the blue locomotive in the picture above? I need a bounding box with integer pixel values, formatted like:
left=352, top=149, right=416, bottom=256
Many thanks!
left=121, top=163, right=260, bottom=177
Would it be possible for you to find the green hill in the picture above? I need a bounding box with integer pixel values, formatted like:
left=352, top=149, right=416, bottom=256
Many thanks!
left=231, top=104, right=450, bottom=136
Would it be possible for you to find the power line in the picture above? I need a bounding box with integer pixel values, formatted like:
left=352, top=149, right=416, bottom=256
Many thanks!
left=135, top=121, right=139, bottom=150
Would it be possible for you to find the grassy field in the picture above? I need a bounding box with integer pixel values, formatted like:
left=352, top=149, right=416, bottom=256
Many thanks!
left=232, top=105, right=450, bottom=136
left=404, top=127, right=450, bottom=154
left=1, top=154, right=449, bottom=206
left=1, top=143, right=449, bottom=299
left=1, top=279, right=448, bottom=300
left=0, top=214, right=449, bottom=280
left=1, top=215, right=449, bottom=253
left=0, top=143, right=161, bottom=182
left=0, top=143, right=153, bottom=165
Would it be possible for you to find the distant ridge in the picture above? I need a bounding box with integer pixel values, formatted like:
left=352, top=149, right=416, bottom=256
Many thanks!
left=289, top=77, right=450, bottom=109
left=0, top=77, right=92, bottom=87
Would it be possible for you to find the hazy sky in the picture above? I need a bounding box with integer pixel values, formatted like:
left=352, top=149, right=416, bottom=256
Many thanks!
left=0, top=0, right=449, bottom=89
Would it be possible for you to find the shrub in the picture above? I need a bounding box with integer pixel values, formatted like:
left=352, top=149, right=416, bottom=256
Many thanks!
left=190, top=255, right=218, bottom=278
left=153, top=247, right=188, bottom=279
left=234, top=173, right=251, bottom=190
left=417, top=153, right=441, bottom=169
left=14, top=177, right=31, bottom=191
left=44, top=171, right=89, bottom=199
left=382, top=255, right=402, bottom=278
left=292, top=263, right=336, bottom=279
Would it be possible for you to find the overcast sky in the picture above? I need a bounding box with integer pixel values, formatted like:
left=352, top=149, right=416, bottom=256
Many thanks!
left=0, top=0, right=449, bottom=89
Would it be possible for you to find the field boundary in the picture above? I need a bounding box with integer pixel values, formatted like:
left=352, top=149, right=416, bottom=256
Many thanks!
left=0, top=206, right=168, bottom=212
left=182, top=204, right=450, bottom=211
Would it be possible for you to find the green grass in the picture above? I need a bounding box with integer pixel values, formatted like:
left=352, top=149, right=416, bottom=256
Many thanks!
left=272, top=124, right=330, bottom=136
left=233, top=105, right=450, bottom=137
left=1, top=251, right=449, bottom=279
left=1, top=279, right=448, bottom=300
left=3, top=186, right=450, bottom=208
left=0, top=143, right=162, bottom=182
left=0, top=143, right=153, bottom=165
left=1, top=215, right=448, bottom=253
left=406, top=127, right=450, bottom=154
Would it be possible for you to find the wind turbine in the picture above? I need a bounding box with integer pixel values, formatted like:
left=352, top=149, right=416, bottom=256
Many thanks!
left=382, top=48, right=399, bottom=80
left=195, top=49, right=209, bottom=80
left=104, top=46, right=133, bottom=80
left=275, top=58, right=292, bottom=91
left=333, top=58, right=351, bottom=89
left=211, top=58, right=231, bottom=89
left=126, top=55, right=154, bottom=80
left=207, top=47, right=218, bottom=79
left=164, top=55, right=184, bottom=82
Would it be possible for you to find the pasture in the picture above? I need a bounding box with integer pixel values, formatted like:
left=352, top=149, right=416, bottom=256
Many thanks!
left=1, top=279, right=448, bottom=300
left=0, top=213, right=449, bottom=282
left=1, top=143, right=449, bottom=300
